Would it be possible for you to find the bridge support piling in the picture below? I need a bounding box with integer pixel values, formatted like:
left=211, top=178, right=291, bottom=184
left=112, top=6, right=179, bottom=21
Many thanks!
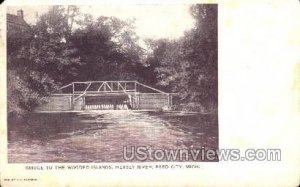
left=71, top=83, right=75, bottom=110
left=82, top=96, right=85, bottom=110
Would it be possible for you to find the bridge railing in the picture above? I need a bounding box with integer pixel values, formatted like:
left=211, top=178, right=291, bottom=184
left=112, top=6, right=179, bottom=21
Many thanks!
left=58, top=81, right=167, bottom=95
left=53, top=80, right=175, bottom=110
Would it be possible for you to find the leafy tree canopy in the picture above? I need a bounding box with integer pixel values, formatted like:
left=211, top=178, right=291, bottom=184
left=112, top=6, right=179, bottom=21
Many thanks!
left=8, top=4, right=218, bottom=115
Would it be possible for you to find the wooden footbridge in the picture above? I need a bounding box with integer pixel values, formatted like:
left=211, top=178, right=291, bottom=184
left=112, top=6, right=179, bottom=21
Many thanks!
left=36, top=81, right=173, bottom=111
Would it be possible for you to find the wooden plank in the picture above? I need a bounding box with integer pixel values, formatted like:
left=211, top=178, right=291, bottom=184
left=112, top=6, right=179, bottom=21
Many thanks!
left=118, top=82, right=126, bottom=91
left=136, top=82, right=166, bottom=94
left=74, top=82, right=91, bottom=101
left=105, top=82, right=113, bottom=91
left=71, top=83, right=74, bottom=110
left=97, top=82, right=104, bottom=91
left=73, top=81, right=136, bottom=84
left=58, top=83, right=72, bottom=90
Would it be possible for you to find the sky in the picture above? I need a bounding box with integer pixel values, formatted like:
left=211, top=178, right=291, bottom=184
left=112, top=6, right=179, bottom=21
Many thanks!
left=7, top=5, right=195, bottom=39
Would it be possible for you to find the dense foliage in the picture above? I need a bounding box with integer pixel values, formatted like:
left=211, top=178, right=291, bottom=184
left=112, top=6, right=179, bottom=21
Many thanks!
left=153, top=4, right=218, bottom=112
left=7, top=5, right=217, bottom=115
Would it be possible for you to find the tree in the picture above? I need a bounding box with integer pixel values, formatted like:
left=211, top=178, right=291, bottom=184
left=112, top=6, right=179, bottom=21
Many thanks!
left=148, top=4, right=218, bottom=112
left=70, top=15, right=144, bottom=81
left=7, top=4, right=218, bottom=114
left=7, top=6, right=82, bottom=115
left=184, top=4, right=218, bottom=111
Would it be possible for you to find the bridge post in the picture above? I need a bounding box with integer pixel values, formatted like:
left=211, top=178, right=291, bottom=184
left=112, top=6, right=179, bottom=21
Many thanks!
left=82, top=96, right=85, bottom=110
left=137, top=94, right=140, bottom=109
left=71, top=83, right=74, bottom=110
left=167, top=94, right=173, bottom=109
left=167, top=94, right=170, bottom=107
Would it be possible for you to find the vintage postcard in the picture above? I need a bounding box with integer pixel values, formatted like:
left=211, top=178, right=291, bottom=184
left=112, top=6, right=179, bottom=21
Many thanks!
left=0, top=0, right=299, bottom=186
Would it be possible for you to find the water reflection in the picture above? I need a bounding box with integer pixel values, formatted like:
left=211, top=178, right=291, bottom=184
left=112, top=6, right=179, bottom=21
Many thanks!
left=8, top=111, right=218, bottom=162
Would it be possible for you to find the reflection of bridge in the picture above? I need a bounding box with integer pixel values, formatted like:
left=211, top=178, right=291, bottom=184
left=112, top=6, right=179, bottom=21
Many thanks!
left=36, top=81, right=173, bottom=111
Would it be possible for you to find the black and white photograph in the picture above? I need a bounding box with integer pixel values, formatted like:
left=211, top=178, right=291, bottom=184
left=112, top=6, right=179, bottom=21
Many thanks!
left=7, top=4, right=218, bottom=163
left=2, top=1, right=299, bottom=186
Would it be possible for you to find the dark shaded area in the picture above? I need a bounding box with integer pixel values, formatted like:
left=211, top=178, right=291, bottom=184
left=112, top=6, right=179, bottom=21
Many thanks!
left=85, top=96, right=128, bottom=105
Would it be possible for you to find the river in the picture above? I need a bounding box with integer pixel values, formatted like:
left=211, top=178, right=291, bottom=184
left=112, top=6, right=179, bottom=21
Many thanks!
left=8, top=111, right=218, bottom=162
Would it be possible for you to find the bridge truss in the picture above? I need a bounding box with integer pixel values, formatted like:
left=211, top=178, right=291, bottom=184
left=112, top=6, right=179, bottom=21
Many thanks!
left=56, top=81, right=173, bottom=110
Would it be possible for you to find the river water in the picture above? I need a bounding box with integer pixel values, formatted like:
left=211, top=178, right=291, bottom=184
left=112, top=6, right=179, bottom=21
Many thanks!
left=8, top=111, right=218, bottom=162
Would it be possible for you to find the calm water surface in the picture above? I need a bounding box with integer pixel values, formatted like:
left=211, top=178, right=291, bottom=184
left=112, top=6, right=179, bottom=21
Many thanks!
left=8, top=111, right=218, bottom=162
